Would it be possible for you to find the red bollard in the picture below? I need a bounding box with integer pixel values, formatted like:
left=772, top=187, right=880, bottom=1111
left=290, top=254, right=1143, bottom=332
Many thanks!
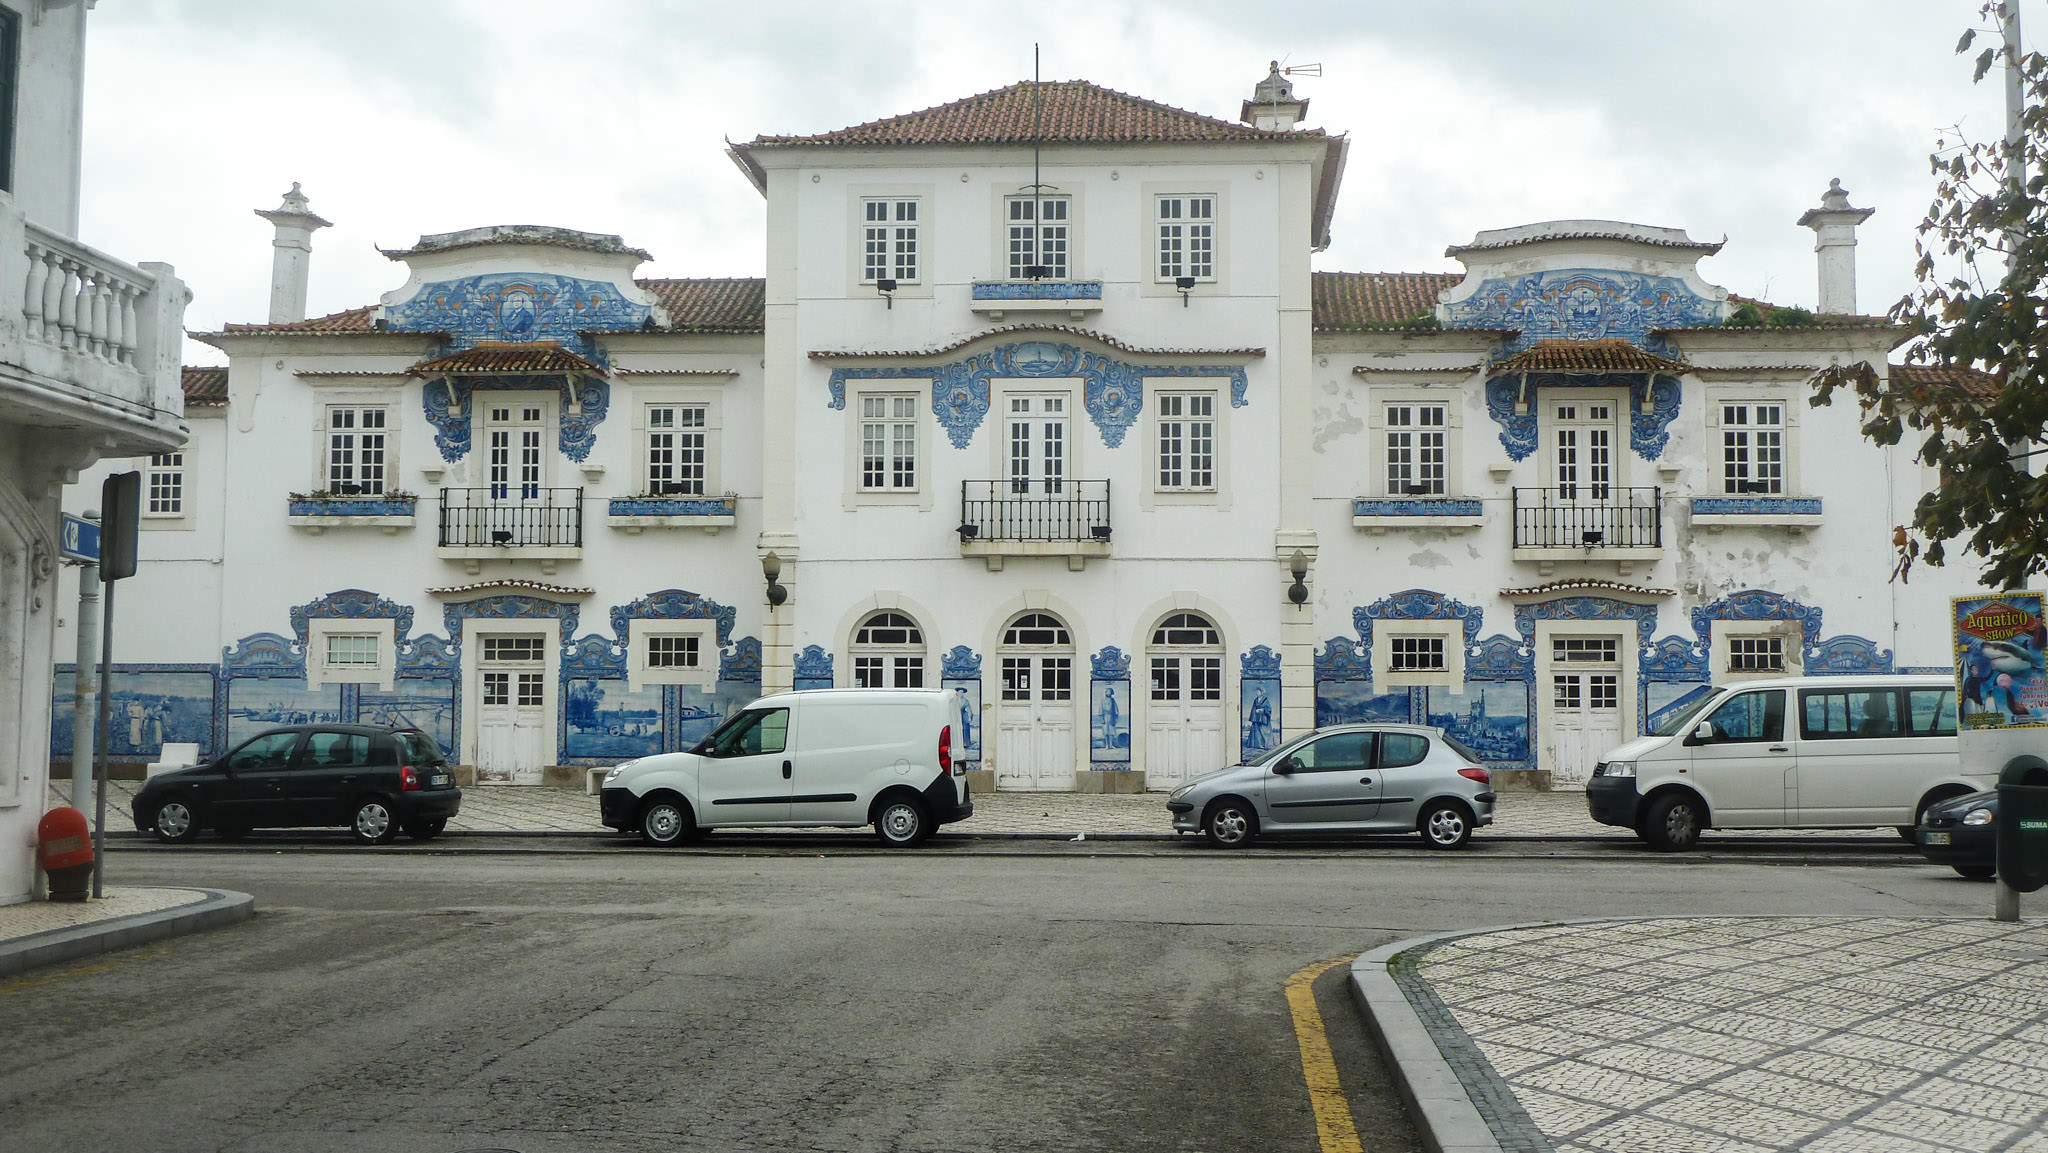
left=37, top=806, right=94, bottom=902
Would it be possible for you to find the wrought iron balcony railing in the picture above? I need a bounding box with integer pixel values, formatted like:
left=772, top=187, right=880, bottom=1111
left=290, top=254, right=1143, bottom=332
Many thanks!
left=438, top=487, right=584, bottom=548
left=959, top=480, right=1111, bottom=543
left=1511, top=486, right=1662, bottom=549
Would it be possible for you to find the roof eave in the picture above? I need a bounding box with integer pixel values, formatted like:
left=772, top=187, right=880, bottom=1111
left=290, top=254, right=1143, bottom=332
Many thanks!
left=726, top=139, right=767, bottom=197
left=1311, top=135, right=1348, bottom=253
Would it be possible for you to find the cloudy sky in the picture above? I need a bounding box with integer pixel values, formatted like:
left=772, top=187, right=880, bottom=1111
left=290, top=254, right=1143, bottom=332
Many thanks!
left=76, top=1, right=2012, bottom=365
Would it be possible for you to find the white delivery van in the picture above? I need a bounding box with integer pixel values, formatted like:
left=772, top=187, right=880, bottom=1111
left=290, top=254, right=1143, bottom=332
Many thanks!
left=1585, top=674, right=1991, bottom=850
left=597, top=687, right=972, bottom=847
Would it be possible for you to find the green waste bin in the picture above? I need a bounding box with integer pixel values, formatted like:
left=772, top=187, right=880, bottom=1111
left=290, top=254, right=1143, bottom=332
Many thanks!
left=1995, top=755, right=2048, bottom=894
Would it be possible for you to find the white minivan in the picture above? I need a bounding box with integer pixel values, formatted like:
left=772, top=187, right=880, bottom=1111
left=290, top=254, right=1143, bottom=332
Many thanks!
left=1585, top=674, right=1991, bottom=850
left=597, top=688, right=973, bottom=847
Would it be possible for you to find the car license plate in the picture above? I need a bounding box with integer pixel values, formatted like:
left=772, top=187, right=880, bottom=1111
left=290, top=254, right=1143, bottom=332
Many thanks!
left=430, top=773, right=451, bottom=787
left=1924, top=832, right=1951, bottom=846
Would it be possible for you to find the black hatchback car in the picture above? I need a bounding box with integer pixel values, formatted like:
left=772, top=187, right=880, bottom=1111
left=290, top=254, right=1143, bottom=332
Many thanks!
left=132, top=725, right=462, bottom=844
left=1916, top=789, right=1998, bottom=879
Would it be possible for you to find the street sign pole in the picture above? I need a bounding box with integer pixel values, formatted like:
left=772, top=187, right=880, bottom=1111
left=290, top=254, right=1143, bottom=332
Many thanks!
left=92, top=474, right=140, bottom=899
left=92, top=577, right=115, bottom=898
left=59, top=511, right=102, bottom=824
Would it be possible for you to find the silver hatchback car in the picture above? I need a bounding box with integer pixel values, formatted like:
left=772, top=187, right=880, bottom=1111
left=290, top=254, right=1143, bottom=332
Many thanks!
left=1166, top=723, right=1496, bottom=849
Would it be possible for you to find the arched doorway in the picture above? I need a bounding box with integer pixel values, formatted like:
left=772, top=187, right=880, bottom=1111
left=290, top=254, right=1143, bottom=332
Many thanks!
left=1145, top=612, right=1225, bottom=789
left=996, top=611, right=1076, bottom=790
left=851, top=611, right=926, bottom=687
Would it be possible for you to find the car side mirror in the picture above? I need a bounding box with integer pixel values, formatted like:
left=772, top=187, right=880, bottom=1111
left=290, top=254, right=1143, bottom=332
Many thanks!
left=1687, top=720, right=1716, bottom=745
left=1274, top=756, right=1302, bottom=776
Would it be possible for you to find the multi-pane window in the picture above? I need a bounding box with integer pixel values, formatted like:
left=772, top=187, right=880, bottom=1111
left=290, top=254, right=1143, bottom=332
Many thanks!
left=852, top=611, right=925, bottom=688
left=1389, top=636, right=1446, bottom=672
left=1722, top=403, right=1784, bottom=495
left=1553, top=638, right=1619, bottom=664
left=325, top=406, right=387, bottom=495
left=860, top=395, right=918, bottom=490
left=647, top=404, right=708, bottom=496
left=324, top=634, right=379, bottom=668
left=1385, top=405, right=1446, bottom=496
left=1727, top=635, right=1785, bottom=674
left=862, top=198, right=920, bottom=284
left=1156, top=195, right=1215, bottom=280
left=145, top=452, right=184, bottom=514
left=1156, top=393, right=1216, bottom=490
left=647, top=634, right=700, bottom=669
left=1006, top=195, right=1070, bottom=279
left=1151, top=656, right=1222, bottom=700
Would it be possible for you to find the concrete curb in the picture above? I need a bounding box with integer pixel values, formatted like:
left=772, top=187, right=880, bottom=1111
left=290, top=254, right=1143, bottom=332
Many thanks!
left=1350, top=931, right=1507, bottom=1153
left=0, top=888, right=255, bottom=977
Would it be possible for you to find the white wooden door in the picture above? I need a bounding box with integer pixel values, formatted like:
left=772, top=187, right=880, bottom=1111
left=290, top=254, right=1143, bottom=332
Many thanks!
left=996, top=655, right=1076, bottom=790
left=1144, top=613, right=1227, bottom=789
left=476, top=634, right=548, bottom=784
left=1547, top=635, right=1623, bottom=788
left=1002, top=394, right=1069, bottom=539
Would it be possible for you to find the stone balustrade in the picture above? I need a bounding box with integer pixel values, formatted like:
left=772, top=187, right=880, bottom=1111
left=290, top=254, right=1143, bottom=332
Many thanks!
left=23, top=226, right=150, bottom=369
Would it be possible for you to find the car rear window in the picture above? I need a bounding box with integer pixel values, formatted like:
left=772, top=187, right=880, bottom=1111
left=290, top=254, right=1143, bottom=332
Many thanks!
left=1378, top=732, right=1429, bottom=768
left=393, top=731, right=447, bottom=765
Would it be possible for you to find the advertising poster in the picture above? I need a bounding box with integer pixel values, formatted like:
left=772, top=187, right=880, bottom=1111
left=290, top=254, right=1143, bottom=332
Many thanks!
left=1953, top=593, right=2048, bottom=730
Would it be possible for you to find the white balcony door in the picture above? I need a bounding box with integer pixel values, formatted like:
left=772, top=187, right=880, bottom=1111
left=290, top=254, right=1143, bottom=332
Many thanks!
left=1003, top=394, right=1068, bottom=539
left=995, top=613, right=1076, bottom=790
left=1547, top=397, right=1620, bottom=544
left=1145, top=613, right=1226, bottom=789
left=484, top=401, right=547, bottom=543
left=475, top=633, right=550, bottom=784
left=1543, top=634, right=1624, bottom=789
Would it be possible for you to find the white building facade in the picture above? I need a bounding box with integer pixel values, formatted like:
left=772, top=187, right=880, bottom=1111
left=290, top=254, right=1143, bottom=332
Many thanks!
left=52, top=67, right=1989, bottom=802
left=5, top=1, right=189, bottom=903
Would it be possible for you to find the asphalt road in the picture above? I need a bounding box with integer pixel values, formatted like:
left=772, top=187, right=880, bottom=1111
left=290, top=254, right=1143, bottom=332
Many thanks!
left=0, top=847, right=1979, bottom=1153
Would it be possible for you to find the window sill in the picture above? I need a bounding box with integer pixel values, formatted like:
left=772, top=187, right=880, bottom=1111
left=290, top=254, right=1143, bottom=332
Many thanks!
left=1690, top=496, right=1823, bottom=534
left=607, top=497, right=736, bottom=534
left=1352, top=498, right=1485, bottom=534
left=969, top=280, right=1103, bottom=319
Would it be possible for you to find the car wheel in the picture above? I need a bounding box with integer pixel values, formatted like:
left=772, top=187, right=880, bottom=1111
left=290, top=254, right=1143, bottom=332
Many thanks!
left=404, top=817, right=447, bottom=841
left=1643, top=792, right=1704, bottom=852
left=350, top=797, right=398, bottom=845
left=1419, top=800, right=1474, bottom=849
left=1954, top=864, right=1997, bottom=881
left=874, top=796, right=931, bottom=847
left=638, top=796, right=693, bottom=847
left=1203, top=797, right=1257, bottom=848
left=150, top=799, right=200, bottom=844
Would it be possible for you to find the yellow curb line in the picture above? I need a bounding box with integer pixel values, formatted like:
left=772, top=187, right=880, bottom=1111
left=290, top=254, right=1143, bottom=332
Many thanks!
left=1287, top=953, right=1364, bottom=1153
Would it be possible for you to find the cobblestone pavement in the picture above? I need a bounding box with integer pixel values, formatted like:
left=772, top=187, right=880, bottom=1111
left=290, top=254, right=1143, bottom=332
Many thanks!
left=47, top=779, right=1899, bottom=840
left=1381, top=916, right=2048, bottom=1153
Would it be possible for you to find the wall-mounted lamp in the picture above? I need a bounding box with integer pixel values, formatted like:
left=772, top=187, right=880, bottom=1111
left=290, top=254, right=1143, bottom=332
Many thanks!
left=1287, top=549, right=1309, bottom=606
left=1580, top=531, right=1604, bottom=548
left=956, top=522, right=980, bottom=543
left=875, top=278, right=898, bottom=310
left=763, top=551, right=788, bottom=606
left=1175, top=275, right=1196, bottom=307
left=1089, top=524, right=1112, bottom=541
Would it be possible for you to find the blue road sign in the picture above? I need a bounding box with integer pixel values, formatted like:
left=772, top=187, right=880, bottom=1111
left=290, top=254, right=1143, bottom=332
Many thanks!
left=59, top=513, right=100, bottom=563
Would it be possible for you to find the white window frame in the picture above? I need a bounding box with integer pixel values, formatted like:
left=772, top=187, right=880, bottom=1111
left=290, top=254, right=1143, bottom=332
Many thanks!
left=1711, top=621, right=1804, bottom=682
left=859, top=393, right=921, bottom=493
left=1707, top=386, right=1801, bottom=497
left=634, top=391, right=722, bottom=498
left=143, top=451, right=186, bottom=518
left=1373, top=620, right=1465, bottom=688
left=1004, top=193, right=1072, bottom=280
left=1141, top=383, right=1229, bottom=509
left=1154, top=193, right=1217, bottom=282
left=1154, top=390, right=1218, bottom=493
left=1369, top=388, right=1465, bottom=498
left=631, top=621, right=718, bottom=692
left=306, top=617, right=396, bottom=691
left=846, top=385, right=932, bottom=509
left=323, top=404, right=390, bottom=496
left=851, top=610, right=927, bottom=689
left=860, top=195, right=922, bottom=286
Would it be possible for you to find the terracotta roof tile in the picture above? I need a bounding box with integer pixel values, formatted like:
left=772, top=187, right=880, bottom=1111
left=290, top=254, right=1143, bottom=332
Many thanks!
left=1892, top=363, right=2000, bottom=401
left=744, top=80, right=1315, bottom=150
left=1312, top=272, right=1461, bottom=331
left=1500, top=579, right=1676, bottom=600
left=628, top=278, right=766, bottom=333
left=216, top=305, right=381, bottom=336
left=1490, top=339, right=1691, bottom=375
left=407, top=342, right=602, bottom=376
left=182, top=366, right=227, bottom=406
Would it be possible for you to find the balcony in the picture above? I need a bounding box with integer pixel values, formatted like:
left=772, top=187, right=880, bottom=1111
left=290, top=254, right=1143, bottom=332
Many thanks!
left=2, top=201, right=188, bottom=458
left=1511, top=486, right=1663, bottom=573
left=437, top=486, right=584, bottom=573
left=968, top=279, right=1104, bottom=320
left=958, top=480, right=1111, bottom=571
